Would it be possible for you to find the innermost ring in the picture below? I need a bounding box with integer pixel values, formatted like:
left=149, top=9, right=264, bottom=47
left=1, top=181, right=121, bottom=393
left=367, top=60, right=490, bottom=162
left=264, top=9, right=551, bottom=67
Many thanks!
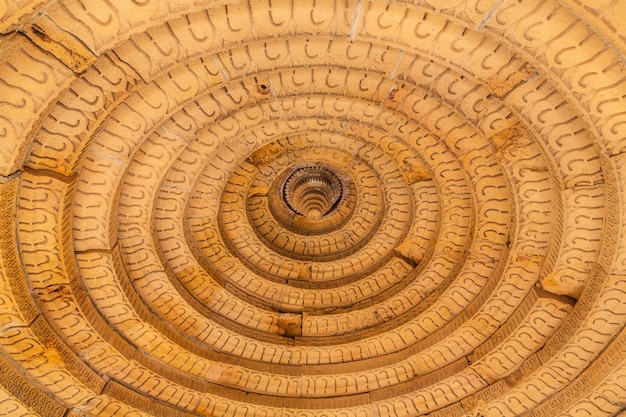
left=283, top=166, right=343, bottom=220
left=264, top=158, right=357, bottom=236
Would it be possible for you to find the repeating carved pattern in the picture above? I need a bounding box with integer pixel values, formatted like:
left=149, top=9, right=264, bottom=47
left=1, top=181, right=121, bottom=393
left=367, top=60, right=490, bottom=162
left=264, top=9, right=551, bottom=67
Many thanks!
left=0, top=0, right=625, bottom=416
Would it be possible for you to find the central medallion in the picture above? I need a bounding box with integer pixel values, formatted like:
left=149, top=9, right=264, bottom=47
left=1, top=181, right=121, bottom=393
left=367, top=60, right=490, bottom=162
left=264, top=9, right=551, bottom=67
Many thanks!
left=283, top=166, right=343, bottom=220
left=263, top=160, right=357, bottom=235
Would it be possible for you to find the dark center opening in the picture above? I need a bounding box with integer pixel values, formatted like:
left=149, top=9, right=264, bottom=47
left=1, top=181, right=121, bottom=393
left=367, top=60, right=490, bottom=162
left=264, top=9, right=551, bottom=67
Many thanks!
left=283, top=166, right=343, bottom=220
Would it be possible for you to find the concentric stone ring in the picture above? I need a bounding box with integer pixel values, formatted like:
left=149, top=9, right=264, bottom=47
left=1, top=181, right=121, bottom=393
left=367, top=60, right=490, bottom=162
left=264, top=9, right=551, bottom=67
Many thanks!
left=1, top=2, right=625, bottom=417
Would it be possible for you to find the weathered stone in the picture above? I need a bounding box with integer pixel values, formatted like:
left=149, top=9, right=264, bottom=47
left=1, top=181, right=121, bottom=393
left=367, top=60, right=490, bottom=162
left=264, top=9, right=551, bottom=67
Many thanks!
left=0, top=0, right=624, bottom=415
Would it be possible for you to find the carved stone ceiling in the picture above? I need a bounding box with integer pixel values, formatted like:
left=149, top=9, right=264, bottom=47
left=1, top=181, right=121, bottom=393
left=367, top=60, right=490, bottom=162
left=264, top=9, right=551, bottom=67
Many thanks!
left=1, top=1, right=626, bottom=416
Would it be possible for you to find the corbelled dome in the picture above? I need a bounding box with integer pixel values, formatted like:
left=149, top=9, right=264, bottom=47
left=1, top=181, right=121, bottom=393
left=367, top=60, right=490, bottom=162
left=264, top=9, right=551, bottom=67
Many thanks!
left=0, top=1, right=625, bottom=416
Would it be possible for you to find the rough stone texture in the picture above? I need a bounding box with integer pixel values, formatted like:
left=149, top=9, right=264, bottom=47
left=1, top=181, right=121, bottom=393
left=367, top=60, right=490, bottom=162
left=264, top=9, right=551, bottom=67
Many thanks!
left=0, top=0, right=625, bottom=416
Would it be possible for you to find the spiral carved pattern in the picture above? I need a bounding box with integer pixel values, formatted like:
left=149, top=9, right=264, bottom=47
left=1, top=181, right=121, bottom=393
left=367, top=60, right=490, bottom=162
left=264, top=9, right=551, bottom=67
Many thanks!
left=1, top=1, right=626, bottom=416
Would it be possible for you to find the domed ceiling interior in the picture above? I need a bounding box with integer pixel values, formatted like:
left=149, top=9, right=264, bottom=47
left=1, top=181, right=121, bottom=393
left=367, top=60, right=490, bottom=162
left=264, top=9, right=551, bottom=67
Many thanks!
left=1, top=0, right=626, bottom=416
